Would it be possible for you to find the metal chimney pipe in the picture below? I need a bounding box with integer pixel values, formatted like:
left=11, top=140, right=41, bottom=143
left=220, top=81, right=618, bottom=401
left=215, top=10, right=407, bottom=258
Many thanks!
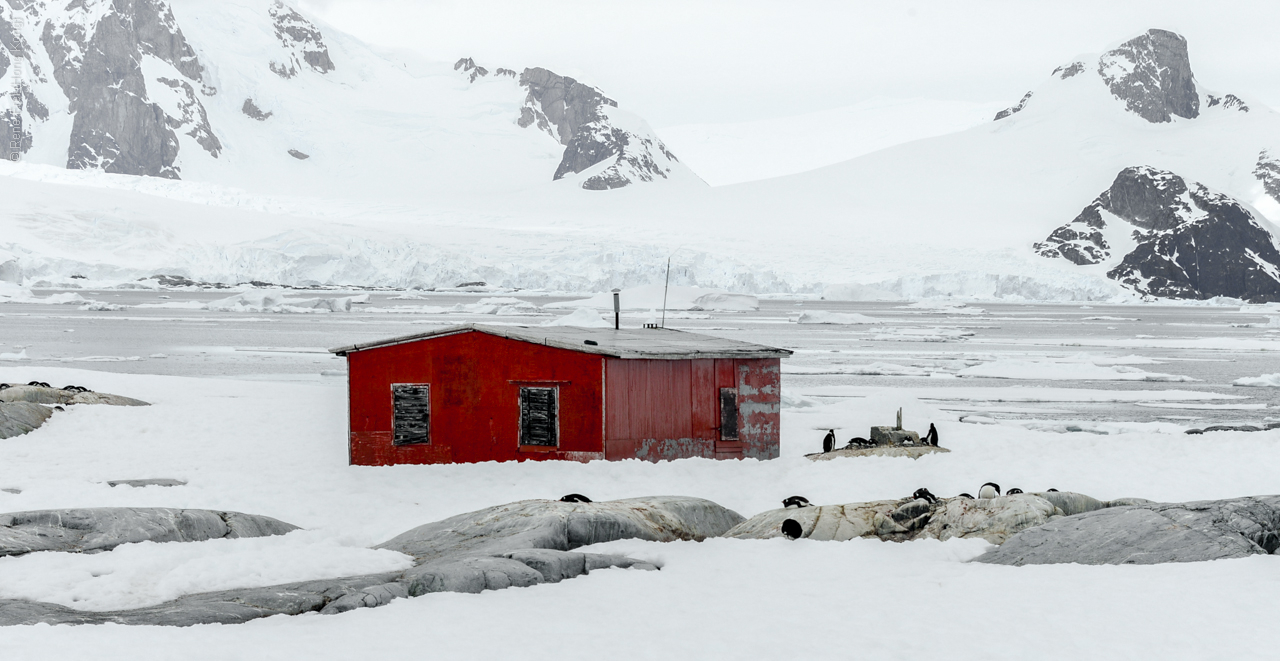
left=612, top=289, right=621, bottom=330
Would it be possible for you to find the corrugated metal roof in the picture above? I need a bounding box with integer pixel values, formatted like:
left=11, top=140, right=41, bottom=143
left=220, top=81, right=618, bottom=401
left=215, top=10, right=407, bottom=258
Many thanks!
left=329, top=323, right=792, bottom=360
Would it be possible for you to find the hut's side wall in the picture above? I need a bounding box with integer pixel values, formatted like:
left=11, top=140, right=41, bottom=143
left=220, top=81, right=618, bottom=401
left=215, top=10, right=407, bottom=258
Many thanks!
left=345, top=331, right=605, bottom=465
left=604, top=357, right=781, bottom=461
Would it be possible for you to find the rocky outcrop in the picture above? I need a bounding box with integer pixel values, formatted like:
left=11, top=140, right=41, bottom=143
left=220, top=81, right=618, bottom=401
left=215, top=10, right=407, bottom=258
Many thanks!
left=0, top=385, right=150, bottom=407
left=1052, top=61, right=1084, bottom=79
left=977, top=495, right=1280, bottom=565
left=0, top=496, right=737, bottom=626
left=454, top=57, right=487, bottom=83
left=724, top=492, right=1114, bottom=545
left=288, top=148, right=309, bottom=160
left=1205, top=93, right=1249, bottom=113
left=267, top=1, right=334, bottom=78
left=994, top=91, right=1032, bottom=120
left=377, top=496, right=744, bottom=561
left=242, top=98, right=272, bottom=121
left=0, top=507, right=298, bottom=556
left=41, top=0, right=219, bottom=178
left=455, top=61, right=686, bottom=189
left=1037, top=166, right=1280, bottom=302
left=1255, top=150, right=1280, bottom=204
left=1097, top=29, right=1198, bottom=123
left=0, top=402, right=52, bottom=440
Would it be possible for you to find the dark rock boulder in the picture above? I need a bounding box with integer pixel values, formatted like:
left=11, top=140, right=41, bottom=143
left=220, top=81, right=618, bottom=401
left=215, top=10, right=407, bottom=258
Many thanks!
left=1037, top=166, right=1280, bottom=302
left=1097, top=29, right=1198, bottom=123
left=976, top=495, right=1280, bottom=565
left=0, top=507, right=299, bottom=556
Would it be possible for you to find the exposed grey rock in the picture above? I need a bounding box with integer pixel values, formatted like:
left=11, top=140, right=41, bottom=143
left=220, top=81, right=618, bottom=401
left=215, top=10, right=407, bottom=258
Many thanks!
left=242, top=98, right=273, bottom=121
left=977, top=495, right=1280, bottom=565
left=377, top=496, right=744, bottom=561
left=993, top=91, right=1032, bottom=121
left=106, top=479, right=187, bottom=488
left=1037, top=165, right=1280, bottom=302
left=494, top=67, right=516, bottom=78
left=288, top=149, right=309, bottom=160
left=1052, top=61, right=1084, bottom=79
left=0, top=496, right=725, bottom=626
left=0, top=507, right=299, bottom=557
left=453, top=57, right=488, bottom=83
left=1097, top=29, right=1198, bottom=123
left=1254, top=150, right=1280, bottom=204
left=512, top=66, right=682, bottom=189
left=1205, top=93, right=1249, bottom=113
left=41, top=0, right=217, bottom=178
left=869, top=425, right=921, bottom=446
left=0, top=385, right=150, bottom=407
left=807, top=446, right=949, bottom=461
left=0, top=402, right=52, bottom=439
left=725, top=493, right=1079, bottom=545
left=268, top=1, right=334, bottom=78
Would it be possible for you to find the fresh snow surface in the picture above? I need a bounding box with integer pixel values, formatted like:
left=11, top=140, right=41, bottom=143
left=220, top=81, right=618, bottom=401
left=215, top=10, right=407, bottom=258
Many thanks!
left=540, top=307, right=611, bottom=328
left=653, top=97, right=999, bottom=186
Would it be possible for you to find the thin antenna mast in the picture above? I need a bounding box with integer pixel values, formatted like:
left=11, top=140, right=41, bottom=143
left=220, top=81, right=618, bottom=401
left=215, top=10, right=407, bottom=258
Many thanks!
left=661, top=256, right=671, bottom=328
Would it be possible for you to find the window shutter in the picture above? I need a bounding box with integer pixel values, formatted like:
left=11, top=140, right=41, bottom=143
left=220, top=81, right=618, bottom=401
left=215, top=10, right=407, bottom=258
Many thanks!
left=392, top=384, right=431, bottom=445
left=720, top=388, right=739, bottom=441
left=519, top=387, right=559, bottom=447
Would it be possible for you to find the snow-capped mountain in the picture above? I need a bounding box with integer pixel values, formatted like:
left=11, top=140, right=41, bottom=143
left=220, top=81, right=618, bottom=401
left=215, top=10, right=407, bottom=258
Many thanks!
left=0, top=0, right=696, bottom=196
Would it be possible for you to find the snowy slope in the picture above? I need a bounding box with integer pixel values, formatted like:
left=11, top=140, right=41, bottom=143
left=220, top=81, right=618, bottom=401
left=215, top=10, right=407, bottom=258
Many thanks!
left=654, top=97, right=999, bottom=186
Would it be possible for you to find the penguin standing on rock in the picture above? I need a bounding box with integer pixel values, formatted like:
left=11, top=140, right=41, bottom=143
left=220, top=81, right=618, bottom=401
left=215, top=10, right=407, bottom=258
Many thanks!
left=1006, top=488, right=1023, bottom=495
left=978, top=482, right=1001, bottom=499
left=957, top=493, right=975, bottom=499
left=782, top=496, right=812, bottom=509
left=922, top=423, right=939, bottom=447
left=822, top=429, right=836, bottom=453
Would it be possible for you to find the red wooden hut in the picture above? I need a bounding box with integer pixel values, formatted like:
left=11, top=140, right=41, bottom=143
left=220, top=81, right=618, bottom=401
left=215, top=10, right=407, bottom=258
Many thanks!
left=329, top=323, right=791, bottom=465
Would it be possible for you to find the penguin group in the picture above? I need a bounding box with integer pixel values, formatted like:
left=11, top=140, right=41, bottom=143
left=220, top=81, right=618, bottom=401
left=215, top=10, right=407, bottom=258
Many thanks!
left=26, top=381, right=51, bottom=388
left=909, top=483, right=1058, bottom=501
left=559, top=493, right=592, bottom=503
left=60, top=385, right=91, bottom=393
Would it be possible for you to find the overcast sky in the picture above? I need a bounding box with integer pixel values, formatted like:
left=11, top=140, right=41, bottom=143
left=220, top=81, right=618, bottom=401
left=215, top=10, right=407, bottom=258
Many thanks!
left=296, top=0, right=1280, bottom=127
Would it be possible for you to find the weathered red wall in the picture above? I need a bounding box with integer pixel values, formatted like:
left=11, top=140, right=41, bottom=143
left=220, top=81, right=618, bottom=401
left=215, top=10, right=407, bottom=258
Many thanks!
left=345, top=330, right=606, bottom=465
left=604, top=358, right=781, bottom=461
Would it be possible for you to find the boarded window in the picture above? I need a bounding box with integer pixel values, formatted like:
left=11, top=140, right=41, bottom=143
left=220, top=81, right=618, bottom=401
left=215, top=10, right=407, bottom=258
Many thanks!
left=720, top=388, right=739, bottom=441
left=519, top=387, right=558, bottom=447
left=392, top=384, right=431, bottom=445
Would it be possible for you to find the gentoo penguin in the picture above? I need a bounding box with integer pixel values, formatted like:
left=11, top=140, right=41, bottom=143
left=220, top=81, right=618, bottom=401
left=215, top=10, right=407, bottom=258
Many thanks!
left=782, top=496, right=812, bottom=509
left=912, top=488, right=939, bottom=504
left=53, top=406, right=65, bottom=412
left=781, top=518, right=803, bottom=539
left=978, top=482, right=1001, bottom=499
left=957, top=493, right=975, bottom=499
left=0, top=383, right=9, bottom=391
left=923, top=423, right=939, bottom=446
left=1006, top=488, right=1024, bottom=495
left=822, top=429, right=836, bottom=453
left=1047, top=488, right=1059, bottom=492
left=559, top=494, right=592, bottom=503
left=845, top=437, right=875, bottom=449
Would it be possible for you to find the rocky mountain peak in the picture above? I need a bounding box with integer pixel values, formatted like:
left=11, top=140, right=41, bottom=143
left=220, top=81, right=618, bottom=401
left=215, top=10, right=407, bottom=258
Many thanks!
left=454, top=57, right=488, bottom=82
left=268, top=0, right=334, bottom=78
left=1037, top=165, right=1280, bottom=302
left=517, top=67, right=616, bottom=147
left=1097, top=29, right=1198, bottom=123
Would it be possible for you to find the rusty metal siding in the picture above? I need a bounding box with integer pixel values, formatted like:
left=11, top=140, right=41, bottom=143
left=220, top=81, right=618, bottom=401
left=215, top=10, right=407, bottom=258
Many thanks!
left=346, top=330, right=605, bottom=466
left=737, top=359, right=783, bottom=460
left=603, top=357, right=781, bottom=461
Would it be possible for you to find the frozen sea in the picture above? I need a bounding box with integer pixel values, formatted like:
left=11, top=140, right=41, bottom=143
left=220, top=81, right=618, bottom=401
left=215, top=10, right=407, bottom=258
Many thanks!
left=7, top=290, right=1280, bottom=433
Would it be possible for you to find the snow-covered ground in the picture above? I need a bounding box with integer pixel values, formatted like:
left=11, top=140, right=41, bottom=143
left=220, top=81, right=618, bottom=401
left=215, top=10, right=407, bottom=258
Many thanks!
left=2, top=297, right=1280, bottom=658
